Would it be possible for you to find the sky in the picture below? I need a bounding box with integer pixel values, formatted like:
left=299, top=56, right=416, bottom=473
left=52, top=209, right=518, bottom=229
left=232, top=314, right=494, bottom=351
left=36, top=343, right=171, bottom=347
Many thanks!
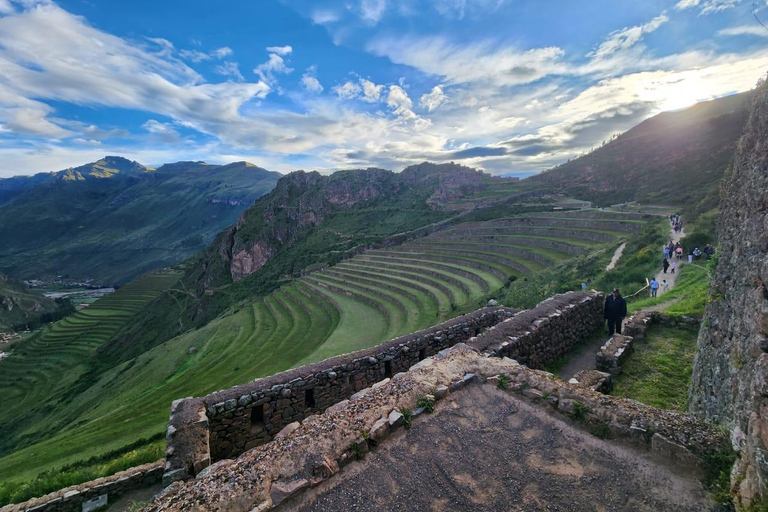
left=0, top=0, right=766, bottom=178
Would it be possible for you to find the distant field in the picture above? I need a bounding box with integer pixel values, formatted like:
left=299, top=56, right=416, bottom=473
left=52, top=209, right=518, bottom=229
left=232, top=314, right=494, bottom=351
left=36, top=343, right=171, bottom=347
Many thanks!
left=0, top=210, right=648, bottom=497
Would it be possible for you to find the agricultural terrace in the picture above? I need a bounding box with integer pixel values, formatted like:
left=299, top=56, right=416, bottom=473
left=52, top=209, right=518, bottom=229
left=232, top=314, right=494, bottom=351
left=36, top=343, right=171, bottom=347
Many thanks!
left=0, top=210, right=647, bottom=489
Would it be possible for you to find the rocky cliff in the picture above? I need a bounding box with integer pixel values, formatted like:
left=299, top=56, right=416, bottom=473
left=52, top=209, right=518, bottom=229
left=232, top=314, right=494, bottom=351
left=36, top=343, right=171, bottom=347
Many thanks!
left=689, top=76, right=768, bottom=507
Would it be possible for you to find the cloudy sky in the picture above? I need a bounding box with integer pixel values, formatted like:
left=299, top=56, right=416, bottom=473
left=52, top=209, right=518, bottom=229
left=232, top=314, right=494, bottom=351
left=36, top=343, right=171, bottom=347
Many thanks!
left=0, top=0, right=766, bottom=177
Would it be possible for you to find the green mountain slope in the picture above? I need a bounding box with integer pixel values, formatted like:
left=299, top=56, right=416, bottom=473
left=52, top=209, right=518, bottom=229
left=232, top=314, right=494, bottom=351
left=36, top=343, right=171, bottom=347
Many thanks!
left=0, top=157, right=281, bottom=285
left=531, top=91, right=753, bottom=212
left=0, top=274, right=72, bottom=332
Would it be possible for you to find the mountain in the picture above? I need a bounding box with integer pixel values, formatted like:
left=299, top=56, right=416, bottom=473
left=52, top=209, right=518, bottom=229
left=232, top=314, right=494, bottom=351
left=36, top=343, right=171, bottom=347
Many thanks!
left=531, top=91, right=753, bottom=212
left=94, top=162, right=529, bottom=365
left=0, top=274, right=73, bottom=332
left=0, top=157, right=281, bottom=285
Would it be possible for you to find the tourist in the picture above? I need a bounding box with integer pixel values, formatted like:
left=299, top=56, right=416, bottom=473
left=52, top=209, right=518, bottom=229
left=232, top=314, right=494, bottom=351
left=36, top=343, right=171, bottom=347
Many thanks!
left=670, top=260, right=676, bottom=273
left=650, top=277, right=659, bottom=298
left=688, top=248, right=694, bottom=264
left=605, top=288, right=627, bottom=336
left=693, top=247, right=702, bottom=261
left=676, top=245, right=683, bottom=259
left=663, top=257, right=670, bottom=274
left=661, top=280, right=670, bottom=294
left=705, top=244, right=715, bottom=259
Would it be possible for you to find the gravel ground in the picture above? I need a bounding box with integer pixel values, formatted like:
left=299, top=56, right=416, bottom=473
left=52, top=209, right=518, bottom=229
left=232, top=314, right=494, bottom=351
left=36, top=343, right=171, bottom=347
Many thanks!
left=285, top=384, right=714, bottom=512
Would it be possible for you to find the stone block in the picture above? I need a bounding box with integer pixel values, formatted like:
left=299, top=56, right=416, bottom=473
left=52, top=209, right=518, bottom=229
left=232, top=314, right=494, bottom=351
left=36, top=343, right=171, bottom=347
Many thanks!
left=270, top=478, right=310, bottom=506
left=369, top=418, right=390, bottom=444
left=388, top=410, right=404, bottom=430
left=82, top=494, right=108, bottom=512
left=650, top=433, right=698, bottom=466
left=522, top=388, right=544, bottom=400
left=275, top=421, right=301, bottom=439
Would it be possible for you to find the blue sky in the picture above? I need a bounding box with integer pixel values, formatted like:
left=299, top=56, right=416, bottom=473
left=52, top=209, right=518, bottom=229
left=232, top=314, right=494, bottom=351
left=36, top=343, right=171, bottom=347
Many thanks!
left=0, top=0, right=766, bottom=177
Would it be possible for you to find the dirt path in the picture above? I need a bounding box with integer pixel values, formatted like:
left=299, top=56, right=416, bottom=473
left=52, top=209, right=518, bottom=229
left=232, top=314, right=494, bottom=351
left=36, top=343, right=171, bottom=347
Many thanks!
left=557, top=336, right=610, bottom=381
left=288, top=384, right=713, bottom=512
left=657, top=225, right=686, bottom=296
left=606, top=242, right=626, bottom=271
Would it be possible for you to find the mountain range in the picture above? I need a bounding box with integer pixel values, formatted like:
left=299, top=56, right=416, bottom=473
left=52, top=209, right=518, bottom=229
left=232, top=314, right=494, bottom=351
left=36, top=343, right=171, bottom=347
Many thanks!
left=0, top=157, right=281, bottom=285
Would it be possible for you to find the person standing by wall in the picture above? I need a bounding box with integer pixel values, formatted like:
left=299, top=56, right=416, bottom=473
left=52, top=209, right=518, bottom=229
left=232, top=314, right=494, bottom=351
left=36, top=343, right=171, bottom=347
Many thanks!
left=605, top=288, right=628, bottom=335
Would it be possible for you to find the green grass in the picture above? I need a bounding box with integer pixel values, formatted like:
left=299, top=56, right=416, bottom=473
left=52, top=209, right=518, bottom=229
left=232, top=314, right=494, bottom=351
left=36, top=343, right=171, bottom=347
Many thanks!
left=611, top=324, right=699, bottom=410
left=628, top=264, right=709, bottom=316
left=0, top=209, right=654, bottom=501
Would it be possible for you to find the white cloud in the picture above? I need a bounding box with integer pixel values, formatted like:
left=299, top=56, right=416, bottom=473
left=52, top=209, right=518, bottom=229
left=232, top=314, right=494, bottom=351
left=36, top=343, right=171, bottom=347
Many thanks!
left=142, top=119, right=181, bottom=142
left=179, top=49, right=210, bottom=63
left=367, top=36, right=565, bottom=87
left=332, top=80, right=362, bottom=99
left=0, top=2, right=273, bottom=145
left=386, top=84, right=416, bottom=118
left=718, top=25, right=768, bottom=37
left=0, top=0, right=15, bottom=15
left=254, top=49, right=293, bottom=84
left=211, top=46, right=233, bottom=59
left=310, top=9, right=340, bottom=24
left=214, top=61, right=244, bottom=81
left=675, top=0, right=744, bottom=14
left=301, top=67, right=324, bottom=93
left=360, top=0, right=386, bottom=24
left=359, top=79, right=384, bottom=102
left=588, top=13, right=668, bottom=60
left=420, top=85, right=447, bottom=112
left=265, top=45, right=292, bottom=56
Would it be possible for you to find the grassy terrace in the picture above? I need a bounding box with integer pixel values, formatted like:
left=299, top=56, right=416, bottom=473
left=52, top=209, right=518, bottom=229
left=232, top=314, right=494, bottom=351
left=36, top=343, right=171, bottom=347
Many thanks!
left=0, top=210, right=648, bottom=502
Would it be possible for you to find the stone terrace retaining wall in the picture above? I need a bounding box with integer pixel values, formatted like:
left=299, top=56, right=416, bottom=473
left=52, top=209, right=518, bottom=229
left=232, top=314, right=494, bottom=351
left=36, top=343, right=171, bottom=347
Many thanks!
left=469, top=292, right=605, bottom=368
left=164, top=305, right=520, bottom=484
left=0, top=461, right=163, bottom=512
left=164, top=291, right=606, bottom=486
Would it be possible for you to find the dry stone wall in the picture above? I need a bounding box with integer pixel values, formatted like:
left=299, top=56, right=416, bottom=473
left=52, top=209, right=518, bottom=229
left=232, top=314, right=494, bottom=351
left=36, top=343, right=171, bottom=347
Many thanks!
left=689, top=77, right=768, bottom=507
left=469, top=292, right=605, bottom=367
left=164, top=291, right=606, bottom=486
left=0, top=461, right=163, bottom=512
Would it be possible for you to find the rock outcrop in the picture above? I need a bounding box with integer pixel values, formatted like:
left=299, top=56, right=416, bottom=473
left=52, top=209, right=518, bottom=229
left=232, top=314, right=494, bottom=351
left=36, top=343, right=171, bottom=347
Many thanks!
left=689, top=75, right=768, bottom=506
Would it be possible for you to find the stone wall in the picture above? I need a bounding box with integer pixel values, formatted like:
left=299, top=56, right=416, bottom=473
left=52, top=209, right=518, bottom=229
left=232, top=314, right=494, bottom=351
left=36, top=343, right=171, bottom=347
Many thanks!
left=689, top=76, right=768, bottom=507
left=144, top=343, right=729, bottom=512
left=469, top=292, right=605, bottom=367
left=164, top=305, right=520, bottom=484
left=0, top=461, right=163, bottom=512
left=163, top=291, right=606, bottom=486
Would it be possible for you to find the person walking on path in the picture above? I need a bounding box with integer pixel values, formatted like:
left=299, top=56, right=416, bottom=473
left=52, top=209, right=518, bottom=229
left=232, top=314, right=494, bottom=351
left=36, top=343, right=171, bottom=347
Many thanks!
left=676, top=245, right=683, bottom=260
left=605, top=288, right=627, bottom=335
left=670, top=259, right=676, bottom=273
left=688, top=248, right=694, bottom=264
left=661, top=279, right=670, bottom=294
left=650, top=277, right=659, bottom=298
left=663, top=257, right=670, bottom=274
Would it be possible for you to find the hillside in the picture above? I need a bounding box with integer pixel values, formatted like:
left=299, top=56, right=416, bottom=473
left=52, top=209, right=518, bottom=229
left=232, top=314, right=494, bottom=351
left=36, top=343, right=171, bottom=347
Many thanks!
left=0, top=274, right=72, bottom=332
left=531, top=91, right=753, bottom=212
left=0, top=157, right=281, bottom=285
left=689, top=78, right=768, bottom=507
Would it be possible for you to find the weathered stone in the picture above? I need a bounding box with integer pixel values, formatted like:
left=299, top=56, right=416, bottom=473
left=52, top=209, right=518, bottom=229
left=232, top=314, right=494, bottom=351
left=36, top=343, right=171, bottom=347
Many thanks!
left=368, top=418, right=390, bottom=444
left=270, top=478, right=310, bottom=506
left=275, top=421, right=301, bottom=439
left=522, top=388, right=544, bottom=400
left=388, top=410, right=404, bottom=429
left=281, top=388, right=293, bottom=398
left=238, top=394, right=252, bottom=406
left=434, top=385, right=449, bottom=400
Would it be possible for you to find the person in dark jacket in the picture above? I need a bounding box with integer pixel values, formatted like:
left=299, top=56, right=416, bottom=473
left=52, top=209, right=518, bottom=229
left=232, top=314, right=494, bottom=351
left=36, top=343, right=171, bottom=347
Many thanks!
left=604, top=288, right=627, bottom=335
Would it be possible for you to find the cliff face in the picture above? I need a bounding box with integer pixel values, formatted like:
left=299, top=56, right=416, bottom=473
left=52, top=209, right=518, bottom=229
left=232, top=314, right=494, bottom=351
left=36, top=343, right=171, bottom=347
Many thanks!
left=689, top=78, right=768, bottom=506
left=210, top=169, right=401, bottom=283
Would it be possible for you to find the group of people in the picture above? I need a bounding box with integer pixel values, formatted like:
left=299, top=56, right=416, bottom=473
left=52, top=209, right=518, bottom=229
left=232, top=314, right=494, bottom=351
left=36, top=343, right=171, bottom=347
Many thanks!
left=670, top=213, right=683, bottom=234
left=649, top=277, right=669, bottom=298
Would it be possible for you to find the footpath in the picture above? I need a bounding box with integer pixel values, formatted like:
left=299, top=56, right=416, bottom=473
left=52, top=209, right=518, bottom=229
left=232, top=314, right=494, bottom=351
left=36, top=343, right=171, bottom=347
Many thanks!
left=559, top=224, right=686, bottom=380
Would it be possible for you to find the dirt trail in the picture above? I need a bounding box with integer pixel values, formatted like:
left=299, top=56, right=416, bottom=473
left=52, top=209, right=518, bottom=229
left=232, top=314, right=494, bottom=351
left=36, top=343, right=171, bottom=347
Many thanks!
left=657, top=225, right=686, bottom=296
left=606, top=242, right=626, bottom=271
left=288, top=384, right=714, bottom=512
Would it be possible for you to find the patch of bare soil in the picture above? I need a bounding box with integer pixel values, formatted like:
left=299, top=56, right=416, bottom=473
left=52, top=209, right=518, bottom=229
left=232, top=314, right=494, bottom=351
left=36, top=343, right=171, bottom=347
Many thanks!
left=286, top=384, right=713, bottom=512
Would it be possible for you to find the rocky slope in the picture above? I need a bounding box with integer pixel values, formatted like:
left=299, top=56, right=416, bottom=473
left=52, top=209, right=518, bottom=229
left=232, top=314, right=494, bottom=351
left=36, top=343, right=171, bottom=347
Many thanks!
left=532, top=91, right=753, bottom=211
left=688, top=77, right=768, bottom=507
left=0, top=157, right=280, bottom=285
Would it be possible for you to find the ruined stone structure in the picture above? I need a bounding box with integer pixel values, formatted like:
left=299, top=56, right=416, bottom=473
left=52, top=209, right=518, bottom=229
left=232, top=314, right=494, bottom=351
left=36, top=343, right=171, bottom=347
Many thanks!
left=689, top=77, right=768, bottom=507
left=0, top=462, right=163, bottom=512
left=163, top=291, right=605, bottom=485
left=145, top=344, right=728, bottom=512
